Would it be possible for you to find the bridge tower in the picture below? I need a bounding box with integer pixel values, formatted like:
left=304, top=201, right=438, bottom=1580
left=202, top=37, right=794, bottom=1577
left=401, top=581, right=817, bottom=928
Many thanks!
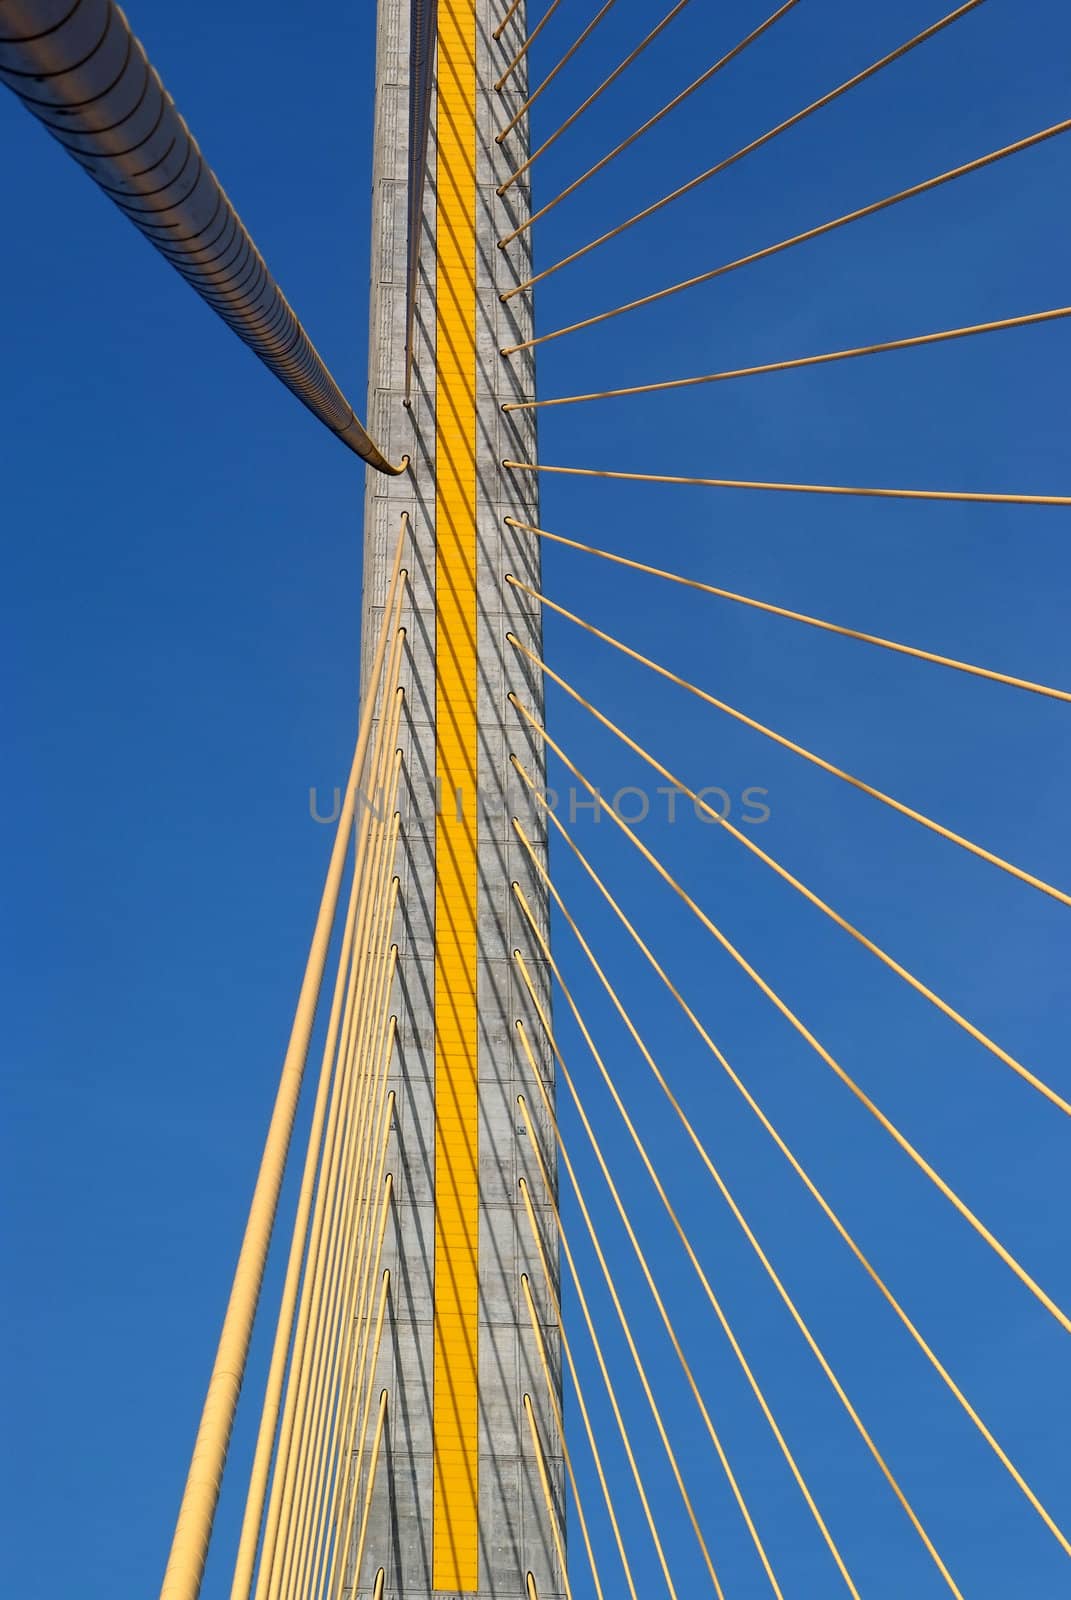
left=360, top=2, right=565, bottom=1595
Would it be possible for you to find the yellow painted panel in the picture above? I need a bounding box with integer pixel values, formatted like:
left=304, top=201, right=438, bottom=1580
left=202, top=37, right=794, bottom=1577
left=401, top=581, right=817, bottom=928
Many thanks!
left=433, top=0, right=479, bottom=1590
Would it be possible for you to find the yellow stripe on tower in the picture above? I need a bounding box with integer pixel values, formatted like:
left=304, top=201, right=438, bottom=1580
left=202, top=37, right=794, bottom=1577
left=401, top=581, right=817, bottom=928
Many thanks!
left=433, top=0, right=480, bottom=1591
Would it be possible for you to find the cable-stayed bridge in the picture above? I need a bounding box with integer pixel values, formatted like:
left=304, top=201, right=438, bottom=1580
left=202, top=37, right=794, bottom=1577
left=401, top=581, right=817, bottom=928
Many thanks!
left=3, top=2, right=1070, bottom=1597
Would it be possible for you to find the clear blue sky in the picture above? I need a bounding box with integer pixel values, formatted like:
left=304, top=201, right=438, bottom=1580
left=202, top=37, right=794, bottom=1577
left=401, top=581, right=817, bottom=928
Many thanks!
left=3, top=2, right=1070, bottom=1596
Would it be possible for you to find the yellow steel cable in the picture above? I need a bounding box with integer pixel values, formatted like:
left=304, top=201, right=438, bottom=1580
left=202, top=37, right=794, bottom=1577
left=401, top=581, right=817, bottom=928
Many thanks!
left=342, top=1051, right=399, bottom=1489
left=518, top=965, right=839, bottom=1599
left=513, top=858, right=962, bottom=1597
left=309, top=1190, right=395, bottom=1600
left=527, top=1576, right=540, bottom=1600
left=310, top=1069, right=396, bottom=1600
left=505, top=580, right=1071, bottom=906
left=493, top=0, right=525, bottom=42
left=278, top=900, right=400, bottom=1600
left=289, top=931, right=399, bottom=1589
left=498, top=0, right=802, bottom=232
left=500, top=119, right=1071, bottom=342
left=258, top=735, right=404, bottom=1600
left=502, top=306, right=1071, bottom=408
left=228, top=566, right=408, bottom=1600
left=262, top=672, right=404, bottom=1558
left=499, top=0, right=695, bottom=193
left=371, top=1572, right=385, bottom=1600
left=505, top=518, right=1071, bottom=703
left=494, top=0, right=567, bottom=92
left=285, top=958, right=399, bottom=1600
left=520, top=1273, right=607, bottom=1600
left=509, top=693, right=1071, bottom=1337
left=321, top=1264, right=392, bottom=1600
left=310, top=1027, right=399, bottom=1600
left=493, top=0, right=525, bottom=43
left=520, top=1040, right=744, bottom=1598
left=348, top=1388, right=390, bottom=1596
left=523, top=1394, right=574, bottom=1600
left=266, top=729, right=404, bottom=1597
left=315, top=947, right=395, bottom=1376
left=340, top=1133, right=396, bottom=1527
left=504, top=459, right=1071, bottom=507
left=497, top=1, right=621, bottom=143
left=507, top=635, right=1071, bottom=1114
left=265, top=920, right=392, bottom=1599
left=499, top=0, right=984, bottom=256
left=514, top=768, right=1071, bottom=1560
left=289, top=751, right=399, bottom=1374
left=238, top=856, right=374, bottom=1600
left=328, top=1156, right=396, bottom=1577
left=312, top=1014, right=399, bottom=1522
left=324, top=1178, right=396, bottom=1600
left=160, top=523, right=407, bottom=1600
left=271, top=874, right=401, bottom=1600
left=261, top=660, right=402, bottom=1592
left=518, top=1181, right=641, bottom=1600
left=231, top=854, right=368, bottom=1600
left=255, top=715, right=404, bottom=1599
left=515, top=1122, right=686, bottom=1600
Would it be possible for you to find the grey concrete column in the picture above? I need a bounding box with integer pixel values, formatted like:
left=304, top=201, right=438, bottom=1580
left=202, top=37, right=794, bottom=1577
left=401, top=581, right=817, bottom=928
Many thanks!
left=352, top=3, right=564, bottom=1596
